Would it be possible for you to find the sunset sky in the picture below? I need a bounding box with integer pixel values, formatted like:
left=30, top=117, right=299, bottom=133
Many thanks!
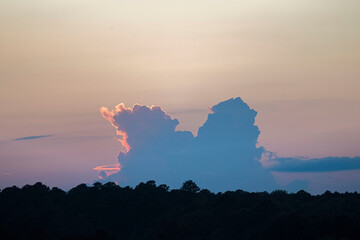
left=0, top=0, right=359, bottom=193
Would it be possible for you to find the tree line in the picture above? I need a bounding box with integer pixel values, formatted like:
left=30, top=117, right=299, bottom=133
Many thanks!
left=1, top=180, right=360, bottom=239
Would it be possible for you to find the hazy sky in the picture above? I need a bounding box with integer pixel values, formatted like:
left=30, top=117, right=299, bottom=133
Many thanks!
left=0, top=0, right=359, bottom=191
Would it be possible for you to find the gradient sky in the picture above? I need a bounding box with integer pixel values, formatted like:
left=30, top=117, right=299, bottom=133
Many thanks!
left=0, top=0, right=359, bottom=192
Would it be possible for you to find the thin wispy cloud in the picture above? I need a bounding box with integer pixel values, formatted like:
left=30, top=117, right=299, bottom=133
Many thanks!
left=93, top=164, right=121, bottom=179
left=15, top=135, right=52, bottom=141
left=269, top=156, right=360, bottom=172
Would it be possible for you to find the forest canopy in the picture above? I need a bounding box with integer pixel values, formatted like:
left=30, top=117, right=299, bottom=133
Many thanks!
left=1, top=181, right=360, bottom=240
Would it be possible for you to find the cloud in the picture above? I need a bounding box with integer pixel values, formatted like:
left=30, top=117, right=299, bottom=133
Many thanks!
left=100, top=105, right=131, bottom=153
left=99, top=103, right=194, bottom=187
left=98, top=97, right=277, bottom=192
left=15, top=135, right=52, bottom=141
left=93, top=164, right=121, bottom=179
left=269, top=156, right=360, bottom=172
left=100, top=103, right=188, bottom=153
left=185, top=97, right=276, bottom=191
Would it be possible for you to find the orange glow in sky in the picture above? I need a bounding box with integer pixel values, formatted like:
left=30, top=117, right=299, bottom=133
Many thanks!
left=93, top=163, right=122, bottom=179
left=100, top=105, right=131, bottom=154
left=95, top=104, right=133, bottom=179
left=115, top=129, right=130, bottom=154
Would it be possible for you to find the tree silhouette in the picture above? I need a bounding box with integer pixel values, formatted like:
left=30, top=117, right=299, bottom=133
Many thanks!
left=180, top=180, right=200, bottom=193
left=1, top=181, right=360, bottom=240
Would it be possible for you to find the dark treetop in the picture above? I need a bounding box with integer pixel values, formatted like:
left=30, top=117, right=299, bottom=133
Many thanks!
left=1, top=180, right=360, bottom=240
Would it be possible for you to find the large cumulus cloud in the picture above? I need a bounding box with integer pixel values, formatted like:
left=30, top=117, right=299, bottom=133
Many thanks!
left=97, top=97, right=277, bottom=192
left=100, top=104, right=191, bottom=153
left=186, top=98, right=275, bottom=191
left=99, top=103, right=194, bottom=187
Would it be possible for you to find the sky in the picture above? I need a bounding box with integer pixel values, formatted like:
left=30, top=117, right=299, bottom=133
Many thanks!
left=0, top=0, right=359, bottom=193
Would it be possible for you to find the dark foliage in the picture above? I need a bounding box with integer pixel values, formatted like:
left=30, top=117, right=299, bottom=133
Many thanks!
left=180, top=180, right=200, bottom=193
left=1, top=181, right=360, bottom=240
